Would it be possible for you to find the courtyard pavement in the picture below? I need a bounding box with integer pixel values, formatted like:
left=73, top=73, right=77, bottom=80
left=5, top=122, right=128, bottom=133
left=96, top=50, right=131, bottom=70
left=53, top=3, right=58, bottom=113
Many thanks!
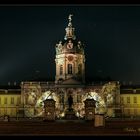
left=0, top=119, right=140, bottom=136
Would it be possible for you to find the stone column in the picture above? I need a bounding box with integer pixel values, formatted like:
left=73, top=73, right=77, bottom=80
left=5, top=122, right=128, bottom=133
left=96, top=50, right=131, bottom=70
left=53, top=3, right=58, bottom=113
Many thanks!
left=43, top=99, right=56, bottom=121
left=84, top=99, right=96, bottom=120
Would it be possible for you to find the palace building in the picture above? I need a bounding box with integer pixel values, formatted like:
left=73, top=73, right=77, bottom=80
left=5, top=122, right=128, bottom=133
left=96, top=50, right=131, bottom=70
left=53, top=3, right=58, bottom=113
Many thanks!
left=0, top=15, right=140, bottom=120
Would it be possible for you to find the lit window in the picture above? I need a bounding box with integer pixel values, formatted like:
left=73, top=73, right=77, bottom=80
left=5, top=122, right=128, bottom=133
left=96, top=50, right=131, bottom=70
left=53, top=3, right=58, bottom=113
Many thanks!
left=11, top=97, right=14, bottom=104
left=4, top=98, right=7, bottom=104
left=134, top=97, right=137, bottom=103
left=60, top=65, right=63, bottom=75
left=17, top=97, right=21, bottom=105
left=127, top=97, right=130, bottom=103
left=68, top=64, right=72, bottom=74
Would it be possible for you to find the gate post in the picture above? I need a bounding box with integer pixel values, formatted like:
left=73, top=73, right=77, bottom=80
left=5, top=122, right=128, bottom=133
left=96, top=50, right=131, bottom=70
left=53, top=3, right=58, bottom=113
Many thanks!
left=84, top=99, right=96, bottom=120
left=43, top=99, right=56, bottom=121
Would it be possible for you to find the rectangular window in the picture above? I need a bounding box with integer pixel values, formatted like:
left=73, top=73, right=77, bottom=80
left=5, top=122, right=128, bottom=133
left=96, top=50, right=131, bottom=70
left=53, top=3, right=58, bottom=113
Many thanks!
left=11, top=97, right=14, bottom=104
left=127, top=97, right=130, bottom=104
left=68, top=64, right=72, bottom=74
left=17, top=97, right=21, bottom=105
left=60, top=65, right=63, bottom=75
left=4, top=97, right=7, bottom=104
left=0, top=97, right=1, bottom=104
left=134, top=97, right=137, bottom=103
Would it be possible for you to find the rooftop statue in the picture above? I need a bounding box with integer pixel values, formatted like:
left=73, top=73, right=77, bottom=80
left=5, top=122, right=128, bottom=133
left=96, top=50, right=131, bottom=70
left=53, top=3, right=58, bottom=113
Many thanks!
left=68, top=14, right=73, bottom=22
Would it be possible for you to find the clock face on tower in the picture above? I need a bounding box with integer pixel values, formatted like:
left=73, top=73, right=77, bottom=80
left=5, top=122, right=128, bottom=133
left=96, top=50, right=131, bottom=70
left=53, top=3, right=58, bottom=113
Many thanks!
left=67, top=42, right=73, bottom=49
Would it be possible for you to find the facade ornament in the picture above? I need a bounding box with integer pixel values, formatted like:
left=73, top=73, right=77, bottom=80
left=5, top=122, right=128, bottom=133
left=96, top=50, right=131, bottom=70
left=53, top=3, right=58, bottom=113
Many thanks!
left=64, top=14, right=76, bottom=40
left=68, top=14, right=73, bottom=22
left=68, top=14, right=73, bottom=27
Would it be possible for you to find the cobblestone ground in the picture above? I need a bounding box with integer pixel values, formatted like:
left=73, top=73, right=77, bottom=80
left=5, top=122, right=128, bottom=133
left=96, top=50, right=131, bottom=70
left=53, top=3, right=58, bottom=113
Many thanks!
left=0, top=119, right=140, bottom=136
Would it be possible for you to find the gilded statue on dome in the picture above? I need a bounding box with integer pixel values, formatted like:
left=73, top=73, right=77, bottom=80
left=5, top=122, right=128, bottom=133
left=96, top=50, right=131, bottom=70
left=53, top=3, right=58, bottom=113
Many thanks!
left=68, top=14, right=73, bottom=22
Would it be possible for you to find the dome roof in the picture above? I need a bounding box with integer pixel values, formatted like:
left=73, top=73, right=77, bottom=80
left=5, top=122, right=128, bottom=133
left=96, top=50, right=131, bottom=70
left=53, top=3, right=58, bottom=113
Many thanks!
left=55, top=15, right=85, bottom=55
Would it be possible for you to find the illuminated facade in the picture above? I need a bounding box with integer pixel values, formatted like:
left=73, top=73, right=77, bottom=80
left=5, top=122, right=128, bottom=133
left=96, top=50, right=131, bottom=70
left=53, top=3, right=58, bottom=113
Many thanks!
left=120, top=86, right=140, bottom=117
left=55, top=14, right=85, bottom=84
left=0, top=15, right=140, bottom=119
left=0, top=86, right=21, bottom=118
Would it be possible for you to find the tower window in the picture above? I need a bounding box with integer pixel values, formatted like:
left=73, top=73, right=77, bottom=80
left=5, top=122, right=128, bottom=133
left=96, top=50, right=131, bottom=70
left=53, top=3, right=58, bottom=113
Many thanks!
left=60, top=65, right=63, bottom=75
left=68, top=64, right=72, bottom=74
left=78, top=64, right=82, bottom=74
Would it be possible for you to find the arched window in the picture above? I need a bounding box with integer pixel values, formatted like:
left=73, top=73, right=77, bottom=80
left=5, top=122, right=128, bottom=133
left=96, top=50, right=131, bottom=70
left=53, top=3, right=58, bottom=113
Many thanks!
left=78, top=64, right=82, bottom=74
left=60, top=65, right=63, bottom=75
left=68, top=64, right=72, bottom=74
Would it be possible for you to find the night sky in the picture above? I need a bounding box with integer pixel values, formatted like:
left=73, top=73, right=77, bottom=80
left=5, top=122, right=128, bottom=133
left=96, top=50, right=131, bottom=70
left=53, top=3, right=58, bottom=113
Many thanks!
left=0, top=6, right=140, bottom=85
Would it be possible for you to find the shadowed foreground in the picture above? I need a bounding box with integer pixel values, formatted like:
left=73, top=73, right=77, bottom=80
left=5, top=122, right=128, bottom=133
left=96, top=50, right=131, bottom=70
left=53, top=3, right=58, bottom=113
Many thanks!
left=0, top=120, right=140, bottom=136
